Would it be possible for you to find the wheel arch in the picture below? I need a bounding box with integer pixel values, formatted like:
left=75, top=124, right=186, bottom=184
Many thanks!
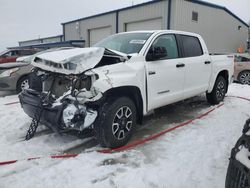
left=208, top=70, right=229, bottom=93
left=104, top=86, right=144, bottom=124
left=217, top=70, right=229, bottom=92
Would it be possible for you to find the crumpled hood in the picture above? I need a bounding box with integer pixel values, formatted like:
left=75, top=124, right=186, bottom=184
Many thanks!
left=31, top=47, right=128, bottom=75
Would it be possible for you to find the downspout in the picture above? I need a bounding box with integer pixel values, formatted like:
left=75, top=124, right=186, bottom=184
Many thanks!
left=62, top=24, right=65, bottom=41
left=116, top=11, right=119, bottom=33
left=167, top=0, right=172, bottom=29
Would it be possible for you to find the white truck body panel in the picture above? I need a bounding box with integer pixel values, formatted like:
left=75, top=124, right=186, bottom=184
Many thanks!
left=31, top=30, right=234, bottom=116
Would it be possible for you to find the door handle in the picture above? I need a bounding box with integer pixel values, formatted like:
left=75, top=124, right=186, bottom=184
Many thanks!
left=148, top=71, right=156, bottom=75
left=176, top=63, right=185, bottom=68
left=205, top=61, right=211, bottom=64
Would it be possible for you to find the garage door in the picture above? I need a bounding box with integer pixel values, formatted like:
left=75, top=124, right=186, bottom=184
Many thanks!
left=89, top=26, right=112, bottom=46
left=125, top=18, right=162, bottom=31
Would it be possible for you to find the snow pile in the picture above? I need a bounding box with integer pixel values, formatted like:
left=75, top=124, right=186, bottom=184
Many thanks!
left=0, top=83, right=250, bottom=188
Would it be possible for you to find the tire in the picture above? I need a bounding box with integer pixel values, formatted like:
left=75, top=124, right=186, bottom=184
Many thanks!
left=238, top=70, right=250, bottom=85
left=206, top=76, right=227, bottom=105
left=94, top=97, right=137, bottom=148
left=16, top=76, right=29, bottom=93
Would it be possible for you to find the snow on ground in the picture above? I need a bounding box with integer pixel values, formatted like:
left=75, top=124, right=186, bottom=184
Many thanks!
left=0, top=83, right=250, bottom=188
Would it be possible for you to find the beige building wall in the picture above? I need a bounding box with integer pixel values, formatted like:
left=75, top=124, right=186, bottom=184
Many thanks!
left=171, top=0, right=249, bottom=53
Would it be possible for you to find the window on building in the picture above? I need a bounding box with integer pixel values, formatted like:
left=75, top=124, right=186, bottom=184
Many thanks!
left=192, top=11, right=198, bottom=22
left=180, top=35, right=203, bottom=57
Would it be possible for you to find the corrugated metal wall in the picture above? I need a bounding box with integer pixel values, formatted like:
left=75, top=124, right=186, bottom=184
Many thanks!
left=171, top=0, right=249, bottom=53
left=64, top=13, right=116, bottom=46
left=19, top=35, right=63, bottom=47
left=63, top=0, right=168, bottom=47
left=63, top=0, right=248, bottom=52
left=118, top=1, right=168, bottom=32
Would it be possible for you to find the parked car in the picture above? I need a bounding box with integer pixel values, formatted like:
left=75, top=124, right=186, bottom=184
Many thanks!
left=0, top=48, right=75, bottom=93
left=0, top=56, right=32, bottom=93
left=225, top=118, right=250, bottom=188
left=19, top=30, right=234, bottom=148
left=0, top=49, right=38, bottom=64
left=234, top=53, right=250, bottom=85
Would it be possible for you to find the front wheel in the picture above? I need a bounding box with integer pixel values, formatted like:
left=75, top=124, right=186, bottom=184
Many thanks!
left=94, top=97, right=137, bottom=148
left=238, top=71, right=250, bottom=85
left=206, top=76, right=227, bottom=105
left=16, top=76, right=29, bottom=93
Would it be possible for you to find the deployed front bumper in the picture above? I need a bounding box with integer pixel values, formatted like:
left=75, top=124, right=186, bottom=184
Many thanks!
left=19, top=89, right=65, bottom=133
left=19, top=89, right=98, bottom=135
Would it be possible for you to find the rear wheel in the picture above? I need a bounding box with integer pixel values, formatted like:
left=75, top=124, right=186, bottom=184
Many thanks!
left=238, top=71, right=250, bottom=85
left=94, top=97, right=136, bottom=148
left=206, top=76, right=227, bottom=105
left=16, top=76, right=29, bottom=93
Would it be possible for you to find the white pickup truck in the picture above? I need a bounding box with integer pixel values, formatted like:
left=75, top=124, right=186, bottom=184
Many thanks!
left=19, top=30, right=234, bottom=148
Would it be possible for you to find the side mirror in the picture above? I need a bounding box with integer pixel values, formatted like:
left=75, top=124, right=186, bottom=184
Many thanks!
left=146, top=46, right=168, bottom=61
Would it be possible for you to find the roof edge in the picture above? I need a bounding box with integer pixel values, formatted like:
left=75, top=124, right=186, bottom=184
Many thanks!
left=19, top=35, right=64, bottom=44
left=61, top=0, right=164, bottom=25
left=9, top=40, right=85, bottom=49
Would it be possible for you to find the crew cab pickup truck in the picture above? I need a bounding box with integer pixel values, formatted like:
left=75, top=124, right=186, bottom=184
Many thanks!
left=19, top=30, right=234, bottom=148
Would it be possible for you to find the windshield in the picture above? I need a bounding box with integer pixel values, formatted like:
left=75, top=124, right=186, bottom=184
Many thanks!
left=93, top=32, right=152, bottom=54
left=0, top=50, right=9, bottom=57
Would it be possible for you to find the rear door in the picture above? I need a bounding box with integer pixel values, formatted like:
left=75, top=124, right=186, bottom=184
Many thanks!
left=177, top=35, right=211, bottom=97
left=146, top=34, right=185, bottom=111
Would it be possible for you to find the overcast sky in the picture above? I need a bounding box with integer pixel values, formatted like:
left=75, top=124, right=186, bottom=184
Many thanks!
left=0, top=0, right=249, bottom=51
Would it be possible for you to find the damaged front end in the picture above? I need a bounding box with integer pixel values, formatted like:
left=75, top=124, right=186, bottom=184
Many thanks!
left=19, top=47, right=127, bottom=139
left=19, top=72, right=100, bottom=139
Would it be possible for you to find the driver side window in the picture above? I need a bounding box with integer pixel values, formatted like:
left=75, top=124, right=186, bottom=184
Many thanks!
left=149, top=34, right=179, bottom=60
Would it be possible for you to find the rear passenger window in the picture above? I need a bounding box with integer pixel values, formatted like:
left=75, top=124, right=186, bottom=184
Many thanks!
left=10, top=50, right=19, bottom=56
left=180, top=35, right=203, bottom=57
left=241, top=57, right=250, bottom=62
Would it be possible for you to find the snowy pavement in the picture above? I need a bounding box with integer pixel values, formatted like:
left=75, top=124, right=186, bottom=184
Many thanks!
left=0, top=83, right=250, bottom=188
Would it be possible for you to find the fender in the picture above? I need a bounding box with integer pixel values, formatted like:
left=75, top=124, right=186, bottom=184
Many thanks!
left=87, top=56, right=147, bottom=115
left=207, top=70, right=229, bottom=93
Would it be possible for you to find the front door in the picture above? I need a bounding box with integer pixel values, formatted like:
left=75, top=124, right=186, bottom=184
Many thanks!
left=146, top=34, right=185, bottom=111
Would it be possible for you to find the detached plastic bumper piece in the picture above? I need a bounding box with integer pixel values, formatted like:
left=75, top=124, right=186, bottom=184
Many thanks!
left=19, top=89, right=64, bottom=133
left=225, top=118, right=250, bottom=188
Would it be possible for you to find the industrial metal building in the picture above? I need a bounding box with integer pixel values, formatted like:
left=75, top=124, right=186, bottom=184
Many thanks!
left=62, top=0, right=249, bottom=53
left=19, top=35, right=64, bottom=47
